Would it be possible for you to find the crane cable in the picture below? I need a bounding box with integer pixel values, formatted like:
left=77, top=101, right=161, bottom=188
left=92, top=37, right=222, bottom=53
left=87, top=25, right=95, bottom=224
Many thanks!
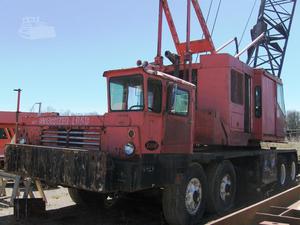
left=195, top=0, right=215, bottom=63
left=205, top=0, right=214, bottom=35
left=238, top=0, right=258, bottom=47
left=211, top=0, right=222, bottom=37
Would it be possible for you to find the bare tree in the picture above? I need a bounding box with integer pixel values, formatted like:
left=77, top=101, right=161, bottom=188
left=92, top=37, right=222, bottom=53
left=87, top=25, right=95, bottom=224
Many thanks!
left=287, top=111, right=300, bottom=130
left=286, top=110, right=300, bottom=141
left=45, top=106, right=56, bottom=113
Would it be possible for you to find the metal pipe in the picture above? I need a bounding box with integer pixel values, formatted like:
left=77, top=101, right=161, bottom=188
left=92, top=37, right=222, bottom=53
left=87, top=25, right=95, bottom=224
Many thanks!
left=217, top=37, right=239, bottom=54
left=186, top=0, right=192, bottom=82
left=235, top=33, right=264, bottom=59
left=156, top=0, right=163, bottom=65
left=37, top=102, right=42, bottom=115
left=186, top=0, right=191, bottom=54
left=13, top=89, right=22, bottom=144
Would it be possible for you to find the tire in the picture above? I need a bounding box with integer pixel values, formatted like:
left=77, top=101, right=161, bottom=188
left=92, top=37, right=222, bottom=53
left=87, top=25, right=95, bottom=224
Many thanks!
left=68, top=188, right=83, bottom=205
left=206, top=160, right=237, bottom=215
left=287, top=155, right=298, bottom=186
left=277, top=156, right=288, bottom=189
left=162, top=163, right=207, bottom=225
left=68, top=188, right=119, bottom=209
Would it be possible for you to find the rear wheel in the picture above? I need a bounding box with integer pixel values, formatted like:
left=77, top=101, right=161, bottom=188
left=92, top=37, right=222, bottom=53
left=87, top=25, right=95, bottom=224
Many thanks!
left=206, top=160, right=237, bottom=215
left=162, top=163, right=207, bottom=225
left=287, top=155, right=297, bottom=186
left=277, top=156, right=288, bottom=189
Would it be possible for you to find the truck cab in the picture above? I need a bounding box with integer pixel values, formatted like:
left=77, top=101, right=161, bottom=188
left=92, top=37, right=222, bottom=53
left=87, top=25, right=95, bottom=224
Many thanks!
left=103, top=66, right=195, bottom=156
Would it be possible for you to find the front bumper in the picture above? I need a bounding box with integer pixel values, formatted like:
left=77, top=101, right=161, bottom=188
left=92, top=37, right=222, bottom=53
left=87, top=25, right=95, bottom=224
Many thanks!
left=5, top=144, right=189, bottom=193
left=5, top=144, right=107, bottom=192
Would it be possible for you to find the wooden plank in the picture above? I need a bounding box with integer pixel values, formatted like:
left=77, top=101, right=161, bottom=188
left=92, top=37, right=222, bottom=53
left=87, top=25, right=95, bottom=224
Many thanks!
left=35, top=179, right=47, bottom=204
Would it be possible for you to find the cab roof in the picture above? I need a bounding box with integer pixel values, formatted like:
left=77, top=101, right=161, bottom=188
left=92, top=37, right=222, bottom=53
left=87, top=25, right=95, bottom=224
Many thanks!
left=103, top=66, right=195, bottom=89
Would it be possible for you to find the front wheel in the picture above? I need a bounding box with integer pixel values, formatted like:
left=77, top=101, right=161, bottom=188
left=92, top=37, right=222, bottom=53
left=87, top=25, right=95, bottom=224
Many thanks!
left=68, top=188, right=119, bottom=209
left=162, top=163, right=207, bottom=225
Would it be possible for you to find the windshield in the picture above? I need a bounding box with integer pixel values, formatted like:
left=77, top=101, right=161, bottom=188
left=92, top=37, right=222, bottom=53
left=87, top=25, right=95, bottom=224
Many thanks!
left=110, top=75, right=144, bottom=111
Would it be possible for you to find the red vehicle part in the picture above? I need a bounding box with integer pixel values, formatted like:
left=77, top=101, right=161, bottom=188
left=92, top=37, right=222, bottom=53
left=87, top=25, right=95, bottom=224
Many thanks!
left=0, top=111, right=58, bottom=160
left=0, top=112, right=16, bottom=160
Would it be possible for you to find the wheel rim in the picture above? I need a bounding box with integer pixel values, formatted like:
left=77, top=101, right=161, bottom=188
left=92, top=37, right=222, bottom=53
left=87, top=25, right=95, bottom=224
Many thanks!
left=185, top=178, right=202, bottom=215
left=280, top=164, right=286, bottom=185
left=220, top=174, right=232, bottom=202
left=291, top=161, right=296, bottom=181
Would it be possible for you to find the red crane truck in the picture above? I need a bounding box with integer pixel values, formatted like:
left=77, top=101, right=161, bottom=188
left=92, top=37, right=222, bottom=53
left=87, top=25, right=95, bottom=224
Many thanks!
left=0, top=111, right=58, bottom=167
left=4, top=1, right=298, bottom=225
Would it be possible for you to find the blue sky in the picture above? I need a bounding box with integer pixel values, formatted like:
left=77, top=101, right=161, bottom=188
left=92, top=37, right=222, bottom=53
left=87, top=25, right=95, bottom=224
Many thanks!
left=0, top=0, right=299, bottom=114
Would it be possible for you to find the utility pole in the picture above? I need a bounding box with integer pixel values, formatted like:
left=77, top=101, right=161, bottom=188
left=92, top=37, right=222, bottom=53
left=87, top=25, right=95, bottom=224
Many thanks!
left=13, top=89, right=22, bottom=144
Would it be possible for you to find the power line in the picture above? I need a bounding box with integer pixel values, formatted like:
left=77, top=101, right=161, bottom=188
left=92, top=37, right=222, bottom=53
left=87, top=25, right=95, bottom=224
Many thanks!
left=211, top=0, right=222, bottom=37
left=205, top=0, right=214, bottom=27
left=196, top=0, right=215, bottom=63
left=239, top=0, right=258, bottom=47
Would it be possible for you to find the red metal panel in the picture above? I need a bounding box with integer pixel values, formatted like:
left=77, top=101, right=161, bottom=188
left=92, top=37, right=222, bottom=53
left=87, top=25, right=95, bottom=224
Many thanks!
left=252, top=69, right=285, bottom=142
left=195, top=54, right=255, bottom=146
left=196, top=65, right=230, bottom=145
left=178, top=40, right=215, bottom=55
left=262, top=75, right=276, bottom=136
left=0, top=111, right=16, bottom=125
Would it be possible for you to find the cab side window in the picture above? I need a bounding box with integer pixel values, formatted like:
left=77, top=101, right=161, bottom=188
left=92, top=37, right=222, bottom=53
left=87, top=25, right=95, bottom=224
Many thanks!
left=231, top=70, right=244, bottom=105
left=277, top=84, right=286, bottom=115
left=148, top=79, right=162, bottom=113
left=167, top=85, right=189, bottom=116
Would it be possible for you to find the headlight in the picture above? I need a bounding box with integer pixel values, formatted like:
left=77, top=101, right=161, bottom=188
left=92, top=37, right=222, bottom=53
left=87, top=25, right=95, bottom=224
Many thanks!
left=19, top=137, right=27, bottom=144
left=124, top=143, right=135, bottom=156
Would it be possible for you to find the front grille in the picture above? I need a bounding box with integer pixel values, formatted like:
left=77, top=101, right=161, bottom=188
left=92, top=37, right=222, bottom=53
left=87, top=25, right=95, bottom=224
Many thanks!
left=40, top=128, right=101, bottom=150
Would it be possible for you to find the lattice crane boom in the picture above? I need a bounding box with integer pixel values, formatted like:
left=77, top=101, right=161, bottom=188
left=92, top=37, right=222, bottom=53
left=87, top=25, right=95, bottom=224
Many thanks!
left=247, top=0, right=297, bottom=78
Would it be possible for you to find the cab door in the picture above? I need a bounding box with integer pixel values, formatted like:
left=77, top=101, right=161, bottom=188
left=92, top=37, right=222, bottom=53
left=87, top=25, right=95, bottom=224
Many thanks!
left=163, top=83, right=194, bottom=153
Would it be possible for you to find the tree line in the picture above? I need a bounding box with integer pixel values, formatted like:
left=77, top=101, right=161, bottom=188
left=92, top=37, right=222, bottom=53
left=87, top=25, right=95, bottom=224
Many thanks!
left=286, top=110, right=300, bottom=140
left=287, top=111, right=300, bottom=130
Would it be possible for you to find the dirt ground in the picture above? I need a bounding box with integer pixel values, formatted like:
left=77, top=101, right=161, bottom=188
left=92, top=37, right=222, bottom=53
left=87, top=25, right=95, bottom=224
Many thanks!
left=0, top=186, right=165, bottom=225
